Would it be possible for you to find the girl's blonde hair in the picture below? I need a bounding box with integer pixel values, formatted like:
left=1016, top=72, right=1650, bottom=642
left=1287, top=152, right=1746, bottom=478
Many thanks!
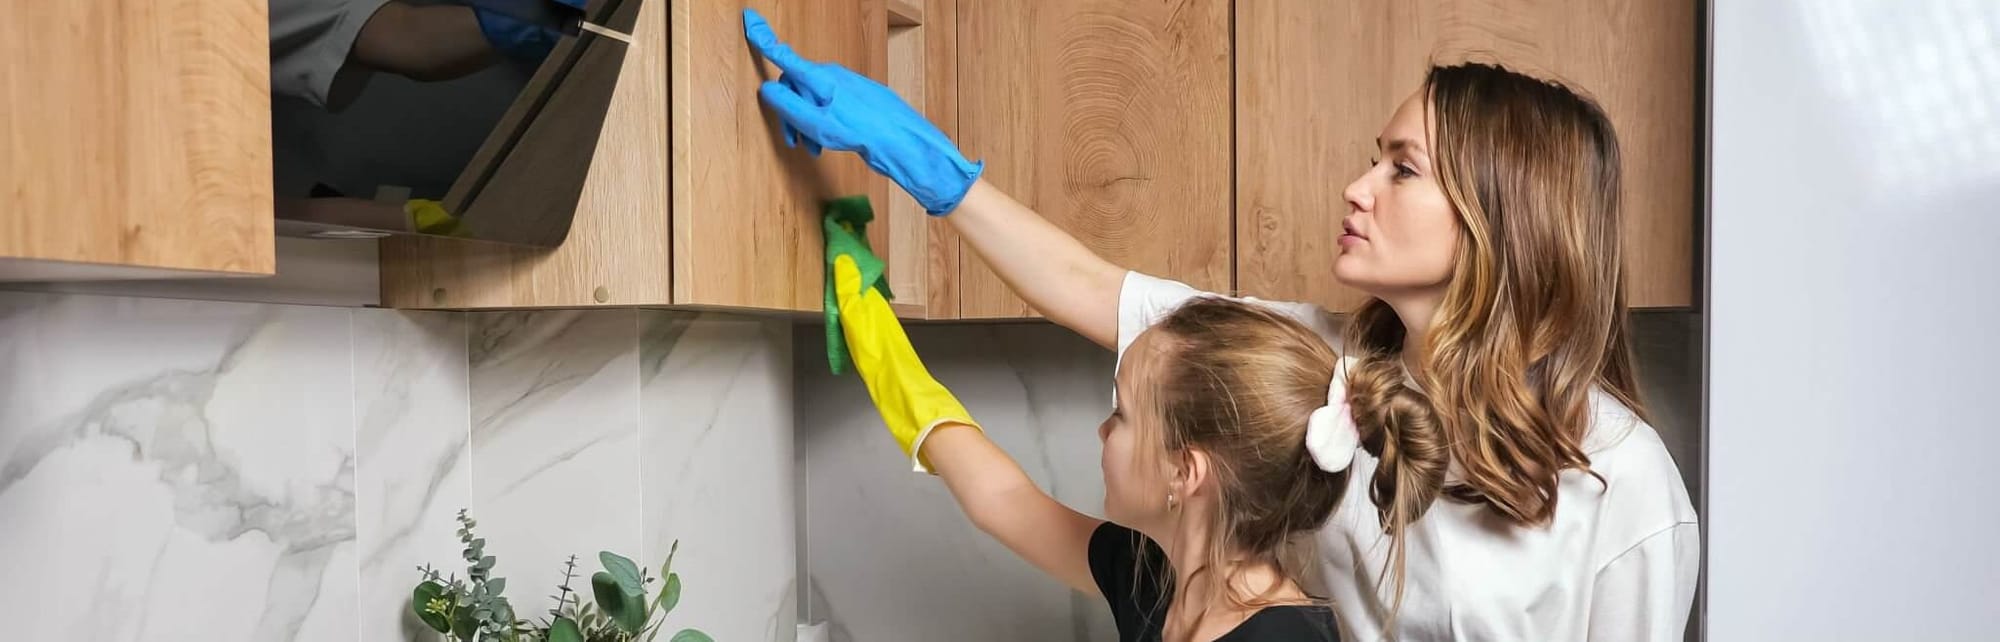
left=1131, top=298, right=1357, bottom=616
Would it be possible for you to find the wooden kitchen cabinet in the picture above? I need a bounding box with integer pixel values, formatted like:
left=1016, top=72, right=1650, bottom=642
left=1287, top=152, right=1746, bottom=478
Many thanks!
left=1, top=1, right=275, bottom=281
left=1236, top=0, right=1699, bottom=311
left=951, top=0, right=1234, bottom=319
left=384, top=0, right=1695, bottom=315
left=381, top=0, right=889, bottom=310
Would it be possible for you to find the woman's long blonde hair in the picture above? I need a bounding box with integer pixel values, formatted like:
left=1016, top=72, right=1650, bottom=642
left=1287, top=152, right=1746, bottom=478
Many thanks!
left=1343, top=62, right=1648, bottom=607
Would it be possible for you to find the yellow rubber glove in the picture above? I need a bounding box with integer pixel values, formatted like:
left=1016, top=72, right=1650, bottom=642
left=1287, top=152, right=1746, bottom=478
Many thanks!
left=832, top=253, right=982, bottom=473
left=405, top=199, right=468, bottom=237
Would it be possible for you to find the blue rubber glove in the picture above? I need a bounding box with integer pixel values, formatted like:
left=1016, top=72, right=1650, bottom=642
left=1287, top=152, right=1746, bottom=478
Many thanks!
left=742, top=9, right=984, bottom=215
left=470, top=0, right=586, bottom=62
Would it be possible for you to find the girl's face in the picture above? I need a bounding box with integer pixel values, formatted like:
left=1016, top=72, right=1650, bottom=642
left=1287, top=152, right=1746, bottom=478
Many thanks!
left=1100, top=330, right=1177, bottom=532
left=1334, top=90, right=1462, bottom=297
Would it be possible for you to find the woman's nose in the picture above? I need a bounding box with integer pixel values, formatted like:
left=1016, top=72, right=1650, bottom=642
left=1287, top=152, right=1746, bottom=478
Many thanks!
left=1342, top=174, right=1373, bottom=213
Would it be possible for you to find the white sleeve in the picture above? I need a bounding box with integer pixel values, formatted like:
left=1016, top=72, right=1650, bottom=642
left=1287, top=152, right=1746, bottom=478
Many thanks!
left=1587, top=522, right=1701, bottom=642
left=1115, top=271, right=1208, bottom=358
left=269, top=0, right=390, bottom=107
left=1115, top=271, right=1344, bottom=362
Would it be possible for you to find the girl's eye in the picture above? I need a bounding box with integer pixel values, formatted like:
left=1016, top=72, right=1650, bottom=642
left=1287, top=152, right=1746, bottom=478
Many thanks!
left=1368, top=157, right=1381, bottom=170
left=1393, top=163, right=1418, bottom=179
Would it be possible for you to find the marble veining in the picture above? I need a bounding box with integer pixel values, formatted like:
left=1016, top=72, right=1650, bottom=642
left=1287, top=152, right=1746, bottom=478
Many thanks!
left=467, top=310, right=644, bottom=620
left=0, top=292, right=357, bottom=642
left=355, top=309, right=472, bottom=641
left=0, top=292, right=807, bottom=641
left=639, top=312, right=798, bottom=642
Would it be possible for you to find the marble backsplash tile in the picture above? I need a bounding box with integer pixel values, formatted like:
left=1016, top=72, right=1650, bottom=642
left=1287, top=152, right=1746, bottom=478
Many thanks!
left=640, top=312, right=797, bottom=642
left=0, top=293, right=797, bottom=641
left=0, top=292, right=358, bottom=642
left=466, top=310, right=646, bottom=620
left=354, top=309, right=472, bottom=641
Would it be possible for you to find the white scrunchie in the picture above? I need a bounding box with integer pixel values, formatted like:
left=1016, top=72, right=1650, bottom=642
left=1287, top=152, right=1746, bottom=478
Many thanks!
left=1304, top=364, right=1361, bottom=473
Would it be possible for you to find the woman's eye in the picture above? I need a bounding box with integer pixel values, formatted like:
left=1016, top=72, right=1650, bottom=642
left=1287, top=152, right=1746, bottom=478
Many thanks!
left=1394, top=163, right=1418, bottom=179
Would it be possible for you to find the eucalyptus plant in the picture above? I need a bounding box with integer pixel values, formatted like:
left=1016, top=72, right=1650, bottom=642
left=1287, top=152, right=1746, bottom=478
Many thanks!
left=411, top=511, right=713, bottom=642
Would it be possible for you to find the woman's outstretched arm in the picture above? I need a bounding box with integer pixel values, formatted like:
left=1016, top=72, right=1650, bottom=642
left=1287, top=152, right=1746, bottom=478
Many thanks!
left=944, top=180, right=1125, bottom=348
left=744, top=10, right=1127, bottom=349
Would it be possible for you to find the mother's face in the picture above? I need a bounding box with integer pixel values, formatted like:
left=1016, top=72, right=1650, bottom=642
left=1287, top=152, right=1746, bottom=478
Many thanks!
left=1334, top=90, right=1461, bottom=298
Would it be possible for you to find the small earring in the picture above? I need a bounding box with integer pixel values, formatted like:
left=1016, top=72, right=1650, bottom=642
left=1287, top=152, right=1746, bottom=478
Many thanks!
left=1165, top=492, right=1179, bottom=512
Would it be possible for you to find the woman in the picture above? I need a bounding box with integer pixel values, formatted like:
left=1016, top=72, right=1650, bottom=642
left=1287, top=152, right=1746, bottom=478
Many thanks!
left=748, top=10, right=1699, bottom=641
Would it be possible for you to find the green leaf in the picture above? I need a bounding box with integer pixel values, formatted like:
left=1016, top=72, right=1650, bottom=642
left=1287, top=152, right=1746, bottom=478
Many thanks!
left=660, top=540, right=679, bottom=580
left=598, top=551, right=645, bottom=596
left=548, top=617, right=585, bottom=642
left=452, top=603, right=480, bottom=640
left=476, top=556, right=497, bottom=571
left=412, top=581, right=452, bottom=633
left=590, top=572, right=620, bottom=614
left=669, top=629, right=714, bottom=642
left=487, top=577, right=507, bottom=595
left=592, top=571, right=648, bottom=633
left=650, top=573, right=681, bottom=617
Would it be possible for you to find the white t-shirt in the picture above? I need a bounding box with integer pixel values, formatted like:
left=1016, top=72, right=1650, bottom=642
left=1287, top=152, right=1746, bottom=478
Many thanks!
left=270, top=0, right=390, bottom=108
left=1117, top=272, right=1700, bottom=642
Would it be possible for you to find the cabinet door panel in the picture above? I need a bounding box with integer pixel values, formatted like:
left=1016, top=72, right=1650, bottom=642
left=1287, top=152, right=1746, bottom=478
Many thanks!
left=671, top=0, right=888, bottom=311
left=1, top=0, right=274, bottom=278
left=957, top=0, right=1233, bottom=319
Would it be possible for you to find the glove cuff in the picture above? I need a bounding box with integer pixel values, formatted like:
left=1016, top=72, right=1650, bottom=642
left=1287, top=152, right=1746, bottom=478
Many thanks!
left=909, top=417, right=981, bottom=474
left=922, top=158, right=985, bottom=216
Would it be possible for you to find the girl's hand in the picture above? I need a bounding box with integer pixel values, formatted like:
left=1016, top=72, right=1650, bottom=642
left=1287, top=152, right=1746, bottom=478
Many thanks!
left=830, top=252, right=980, bottom=472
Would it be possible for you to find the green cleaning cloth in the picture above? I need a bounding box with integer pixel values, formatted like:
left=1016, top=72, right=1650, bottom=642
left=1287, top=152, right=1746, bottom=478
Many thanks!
left=824, top=195, right=894, bottom=375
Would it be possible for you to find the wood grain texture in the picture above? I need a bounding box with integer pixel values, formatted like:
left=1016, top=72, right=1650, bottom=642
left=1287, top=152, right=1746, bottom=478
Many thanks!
left=1, top=0, right=274, bottom=277
left=380, top=0, right=669, bottom=308
left=885, top=22, right=930, bottom=318
left=922, top=0, right=961, bottom=319
left=1235, top=0, right=1697, bottom=311
left=956, top=0, right=1233, bottom=319
left=887, top=0, right=924, bottom=27
left=671, top=0, right=885, bottom=312
left=882, top=0, right=960, bottom=319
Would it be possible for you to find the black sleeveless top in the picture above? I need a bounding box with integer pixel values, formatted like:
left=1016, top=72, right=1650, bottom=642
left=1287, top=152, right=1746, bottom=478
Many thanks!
left=1088, top=523, right=1341, bottom=642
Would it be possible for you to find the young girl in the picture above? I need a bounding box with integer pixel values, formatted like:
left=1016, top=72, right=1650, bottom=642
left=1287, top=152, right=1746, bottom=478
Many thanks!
left=833, top=246, right=1360, bottom=641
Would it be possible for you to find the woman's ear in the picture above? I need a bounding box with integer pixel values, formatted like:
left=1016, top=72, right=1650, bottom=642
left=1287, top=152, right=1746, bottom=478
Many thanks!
left=1180, top=449, right=1215, bottom=498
